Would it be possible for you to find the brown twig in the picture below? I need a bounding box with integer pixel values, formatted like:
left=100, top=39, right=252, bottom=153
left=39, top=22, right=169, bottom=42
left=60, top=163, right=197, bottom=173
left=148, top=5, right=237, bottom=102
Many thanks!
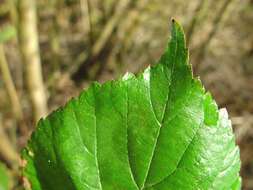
left=194, top=0, right=235, bottom=72
left=71, top=0, right=131, bottom=82
left=16, top=0, right=48, bottom=123
left=103, top=0, right=149, bottom=77
left=186, top=0, right=208, bottom=46
left=0, top=44, right=23, bottom=121
left=0, top=116, right=19, bottom=168
left=80, top=0, right=93, bottom=45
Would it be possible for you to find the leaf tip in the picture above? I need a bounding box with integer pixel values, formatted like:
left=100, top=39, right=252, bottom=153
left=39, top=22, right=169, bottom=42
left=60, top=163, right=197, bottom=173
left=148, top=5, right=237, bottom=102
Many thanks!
left=170, top=18, right=183, bottom=33
left=163, top=18, right=188, bottom=67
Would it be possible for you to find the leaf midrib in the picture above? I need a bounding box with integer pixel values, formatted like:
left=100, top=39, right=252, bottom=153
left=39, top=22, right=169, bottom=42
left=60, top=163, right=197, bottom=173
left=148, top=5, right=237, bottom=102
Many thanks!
left=94, top=88, right=103, bottom=190
left=140, top=29, right=179, bottom=189
left=143, top=120, right=203, bottom=189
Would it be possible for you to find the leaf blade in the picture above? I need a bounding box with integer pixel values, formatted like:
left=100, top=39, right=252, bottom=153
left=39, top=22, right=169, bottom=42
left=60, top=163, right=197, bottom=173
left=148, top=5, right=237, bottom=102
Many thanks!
left=22, top=20, right=241, bottom=190
left=0, top=162, right=10, bottom=190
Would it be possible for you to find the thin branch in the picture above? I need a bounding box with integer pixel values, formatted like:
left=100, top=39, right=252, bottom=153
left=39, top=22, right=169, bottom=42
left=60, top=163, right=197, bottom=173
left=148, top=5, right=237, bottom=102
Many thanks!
left=71, top=0, right=131, bottom=81
left=91, top=0, right=130, bottom=58
left=0, top=116, right=19, bottom=168
left=16, top=0, right=48, bottom=123
left=48, top=0, right=61, bottom=70
left=186, top=0, right=208, bottom=45
left=104, top=0, right=149, bottom=76
left=119, top=0, right=148, bottom=53
left=0, top=44, right=23, bottom=121
left=80, top=0, right=93, bottom=45
left=204, top=0, right=234, bottom=48
left=194, top=0, right=235, bottom=72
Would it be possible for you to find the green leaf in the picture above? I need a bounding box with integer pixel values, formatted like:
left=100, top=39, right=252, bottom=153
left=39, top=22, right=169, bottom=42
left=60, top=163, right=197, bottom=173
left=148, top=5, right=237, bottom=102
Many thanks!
left=0, top=25, right=16, bottom=43
left=22, top=20, right=241, bottom=190
left=0, top=162, right=10, bottom=190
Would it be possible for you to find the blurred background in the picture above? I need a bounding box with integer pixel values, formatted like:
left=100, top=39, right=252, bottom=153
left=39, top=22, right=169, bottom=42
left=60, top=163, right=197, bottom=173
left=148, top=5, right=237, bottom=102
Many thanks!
left=0, top=0, right=252, bottom=189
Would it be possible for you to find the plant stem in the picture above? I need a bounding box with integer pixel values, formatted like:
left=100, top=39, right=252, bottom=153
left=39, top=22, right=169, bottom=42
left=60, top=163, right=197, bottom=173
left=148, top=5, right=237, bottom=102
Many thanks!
left=194, top=0, right=235, bottom=72
left=16, top=0, right=48, bottom=123
left=0, top=44, right=23, bottom=122
left=186, top=0, right=208, bottom=46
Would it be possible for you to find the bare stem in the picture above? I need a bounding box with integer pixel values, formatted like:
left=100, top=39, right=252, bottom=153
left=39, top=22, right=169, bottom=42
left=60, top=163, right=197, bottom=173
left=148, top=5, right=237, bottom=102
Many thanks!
left=72, top=0, right=131, bottom=81
left=194, top=0, right=235, bottom=72
left=0, top=44, right=23, bottom=121
left=0, top=117, right=19, bottom=167
left=186, top=0, right=208, bottom=45
left=16, top=0, right=48, bottom=123
left=80, top=0, right=93, bottom=45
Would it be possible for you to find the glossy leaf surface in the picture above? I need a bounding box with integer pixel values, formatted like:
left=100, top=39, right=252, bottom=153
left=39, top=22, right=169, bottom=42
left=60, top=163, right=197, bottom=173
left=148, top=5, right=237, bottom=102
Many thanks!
left=0, top=163, right=10, bottom=190
left=22, top=20, right=241, bottom=190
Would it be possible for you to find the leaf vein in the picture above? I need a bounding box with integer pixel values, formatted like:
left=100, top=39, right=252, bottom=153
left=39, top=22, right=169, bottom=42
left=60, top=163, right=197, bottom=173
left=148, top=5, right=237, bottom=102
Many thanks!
left=141, top=28, right=178, bottom=189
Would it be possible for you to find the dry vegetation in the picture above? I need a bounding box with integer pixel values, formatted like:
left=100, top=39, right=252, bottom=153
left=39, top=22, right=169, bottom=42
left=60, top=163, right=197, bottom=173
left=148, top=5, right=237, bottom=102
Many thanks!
left=0, top=0, right=252, bottom=189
